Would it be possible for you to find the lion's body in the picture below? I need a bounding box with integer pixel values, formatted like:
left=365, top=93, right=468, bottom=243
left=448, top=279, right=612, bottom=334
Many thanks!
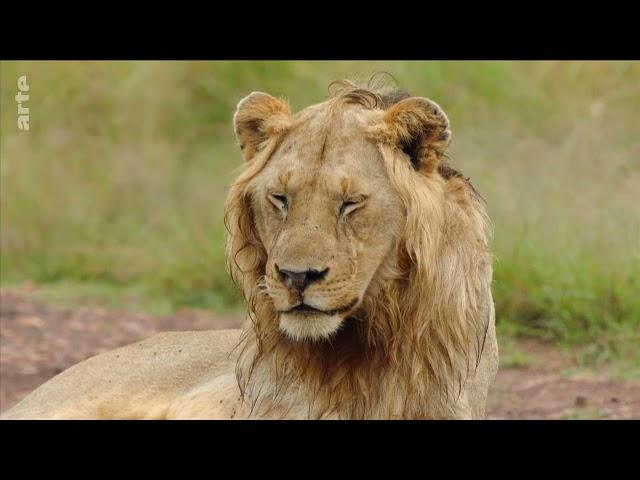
left=3, top=80, right=499, bottom=420
left=3, top=330, right=243, bottom=420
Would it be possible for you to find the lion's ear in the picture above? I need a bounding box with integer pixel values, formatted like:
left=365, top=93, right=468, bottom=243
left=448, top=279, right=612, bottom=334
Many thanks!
left=375, top=97, right=451, bottom=173
left=233, top=92, right=293, bottom=162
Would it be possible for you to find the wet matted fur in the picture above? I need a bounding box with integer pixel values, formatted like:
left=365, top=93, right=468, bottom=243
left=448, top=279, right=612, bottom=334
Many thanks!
left=3, top=79, right=498, bottom=420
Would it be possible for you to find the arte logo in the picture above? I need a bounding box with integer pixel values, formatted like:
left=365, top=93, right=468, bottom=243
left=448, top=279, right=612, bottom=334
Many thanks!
left=16, top=75, right=30, bottom=131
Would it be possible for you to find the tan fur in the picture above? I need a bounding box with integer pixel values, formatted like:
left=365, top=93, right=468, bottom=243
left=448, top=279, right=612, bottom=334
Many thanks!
left=2, top=80, right=498, bottom=420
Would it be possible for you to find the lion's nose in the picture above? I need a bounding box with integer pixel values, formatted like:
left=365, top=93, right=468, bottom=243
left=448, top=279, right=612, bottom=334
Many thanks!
left=276, top=265, right=329, bottom=293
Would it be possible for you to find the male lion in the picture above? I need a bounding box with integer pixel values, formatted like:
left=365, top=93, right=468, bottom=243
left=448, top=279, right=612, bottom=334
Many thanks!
left=3, top=81, right=498, bottom=419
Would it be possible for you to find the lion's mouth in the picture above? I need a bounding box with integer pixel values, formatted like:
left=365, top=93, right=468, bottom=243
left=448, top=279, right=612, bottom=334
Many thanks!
left=283, top=299, right=358, bottom=317
left=287, top=303, right=323, bottom=314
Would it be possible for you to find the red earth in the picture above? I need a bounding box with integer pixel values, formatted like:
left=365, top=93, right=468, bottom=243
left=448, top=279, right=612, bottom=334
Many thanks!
left=1, top=288, right=638, bottom=419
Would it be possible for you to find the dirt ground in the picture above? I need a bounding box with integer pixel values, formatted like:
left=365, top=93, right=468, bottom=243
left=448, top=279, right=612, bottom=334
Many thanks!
left=1, top=288, right=638, bottom=419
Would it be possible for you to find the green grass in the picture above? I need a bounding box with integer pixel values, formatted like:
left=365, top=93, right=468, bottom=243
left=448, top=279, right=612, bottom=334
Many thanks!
left=25, top=280, right=175, bottom=314
left=498, top=336, right=533, bottom=369
left=1, top=61, right=639, bottom=364
left=565, top=408, right=605, bottom=420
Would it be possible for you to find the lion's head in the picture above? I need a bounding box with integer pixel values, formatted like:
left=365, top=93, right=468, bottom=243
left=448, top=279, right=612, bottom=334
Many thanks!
left=225, top=80, right=493, bottom=418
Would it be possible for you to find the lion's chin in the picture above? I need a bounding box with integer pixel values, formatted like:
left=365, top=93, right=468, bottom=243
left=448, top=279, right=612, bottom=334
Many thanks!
left=278, top=311, right=344, bottom=342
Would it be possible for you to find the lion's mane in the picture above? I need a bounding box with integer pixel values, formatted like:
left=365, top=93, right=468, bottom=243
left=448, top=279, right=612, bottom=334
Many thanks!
left=224, top=81, right=493, bottom=419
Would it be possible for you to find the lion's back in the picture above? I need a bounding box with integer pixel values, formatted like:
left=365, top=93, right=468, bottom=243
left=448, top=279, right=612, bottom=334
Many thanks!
left=2, top=329, right=243, bottom=419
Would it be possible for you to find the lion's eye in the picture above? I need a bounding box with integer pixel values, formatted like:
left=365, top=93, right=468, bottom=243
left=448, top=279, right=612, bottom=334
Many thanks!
left=340, top=199, right=365, bottom=217
left=269, top=194, right=288, bottom=212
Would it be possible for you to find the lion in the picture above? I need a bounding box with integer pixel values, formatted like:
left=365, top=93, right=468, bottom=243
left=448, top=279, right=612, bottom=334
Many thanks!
left=2, top=80, right=498, bottom=420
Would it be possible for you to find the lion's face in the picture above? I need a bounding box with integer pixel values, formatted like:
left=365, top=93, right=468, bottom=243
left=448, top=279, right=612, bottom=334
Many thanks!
left=230, top=88, right=452, bottom=342
left=247, top=105, right=403, bottom=340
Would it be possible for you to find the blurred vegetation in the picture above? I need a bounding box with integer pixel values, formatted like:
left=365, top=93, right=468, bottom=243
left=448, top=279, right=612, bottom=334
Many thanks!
left=1, top=61, right=639, bottom=365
